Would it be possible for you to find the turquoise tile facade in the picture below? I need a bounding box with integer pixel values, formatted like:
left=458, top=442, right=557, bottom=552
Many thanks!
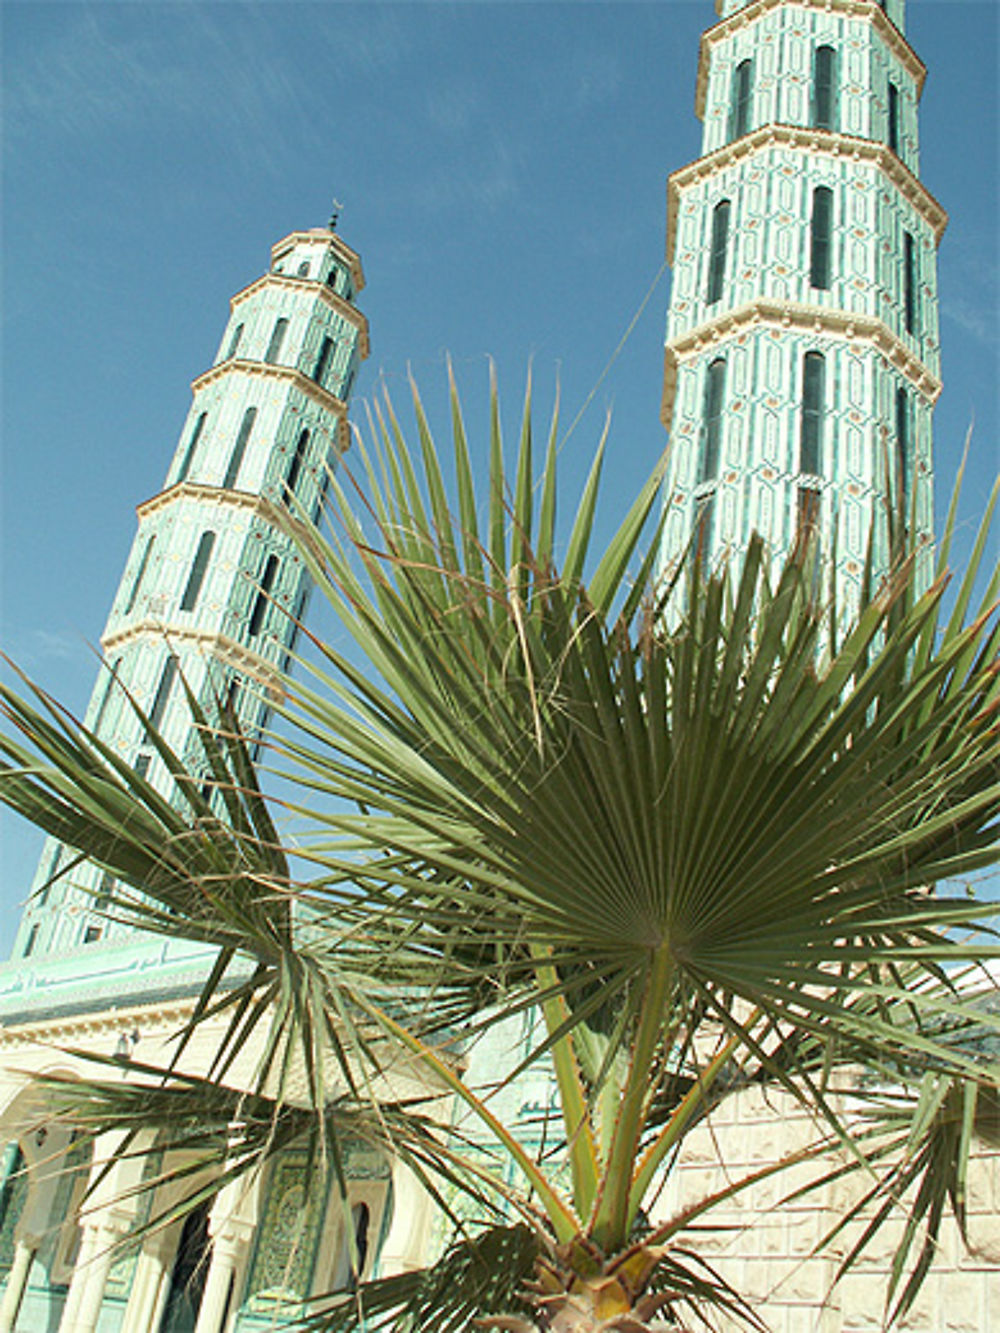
left=660, top=0, right=940, bottom=617
left=12, top=227, right=368, bottom=962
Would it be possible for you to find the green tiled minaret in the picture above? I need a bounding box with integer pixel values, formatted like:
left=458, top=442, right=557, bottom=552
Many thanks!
left=660, top=0, right=941, bottom=613
left=11, top=223, right=369, bottom=967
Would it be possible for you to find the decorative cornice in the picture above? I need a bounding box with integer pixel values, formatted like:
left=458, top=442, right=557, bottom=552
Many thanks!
left=660, top=298, right=942, bottom=427
left=231, top=273, right=370, bottom=358
left=191, top=360, right=352, bottom=450
left=99, top=624, right=285, bottom=694
left=135, top=480, right=265, bottom=522
left=0, top=996, right=198, bottom=1047
left=666, top=124, right=947, bottom=264
left=696, top=0, right=926, bottom=121
left=269, top=228, right=366, bottom=294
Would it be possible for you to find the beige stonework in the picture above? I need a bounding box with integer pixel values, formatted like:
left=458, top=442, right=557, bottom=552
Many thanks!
left=650, top=1085, right=999, bottom=1332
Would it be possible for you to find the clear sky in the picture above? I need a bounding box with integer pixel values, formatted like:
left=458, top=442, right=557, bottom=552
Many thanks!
left=2, top=1, right=998, bottom=957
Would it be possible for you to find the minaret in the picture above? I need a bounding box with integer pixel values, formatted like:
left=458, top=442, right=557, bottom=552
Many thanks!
left=13, top=220, right=369, bottom=960
left=659, top=0, right=942, bottom=616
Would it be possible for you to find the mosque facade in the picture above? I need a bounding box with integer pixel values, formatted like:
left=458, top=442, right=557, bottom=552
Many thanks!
left=0, top=3, right=996, bottom=1332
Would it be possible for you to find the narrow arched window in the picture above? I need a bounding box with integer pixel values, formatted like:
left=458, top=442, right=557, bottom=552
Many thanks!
left=226, top=322, right=244, bottom=360
left=797, top=484, right=821, bottom=540
left=180, top=531, right=216, bottom=611
left=37, top=843, right=62, bottom=906
left=159, top=1202, right=211, bottom=1331
left=148, top=654, right=179, bottom=729
left=23, top=927, right=39, bottom=958
left=812, top=46, right=837, bottom=130
left=283, top=586, right=310, bottom=669
left=887, top=82, right=900, bottom=154
left=800, top=352, right=825, bottom=475
left=223, top=407, right=257, bottom=490
left=903, top=231, right=917, bottom=335
left=326, top=267, right=339, bottom=291
left=96, top=871, right=115, bottom=911
left=124, top=535, right=155, bottom=615
left=895, top=386, right=910, bottom=505
left=332, top=1201, right=372, bottom=1293
left=728, top=59, right=753, bottom=142
left=93, top=656, right=123, bottom=734
left=706, top=201, right=731, bottom=306
left=176, top=411, right=207, bottom=484
left=809, top=187, right=833, bottom=289
left=248, top=555, right=278, bottom=637
left=313, top=459, right=332, bottom=523
left=221, top=677, right=240, bottom=726
left=695, top=495, right=715, bottom=562
left=134, top=753, right=151, bottom=779
left=699, top=359, right=726, bottom=484
left=264, top=317, right=289, bottom=365
left=314, top=336, right=334, bottom=386
left=284, top=429, right=310, bottom=501
left=0, top=1146, right=27, bottom=1235
left=297, top=261, right=310, bottom=277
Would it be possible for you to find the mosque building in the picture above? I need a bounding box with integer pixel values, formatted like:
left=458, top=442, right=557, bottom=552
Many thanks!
left=0, top=3, right=995, bottom=1331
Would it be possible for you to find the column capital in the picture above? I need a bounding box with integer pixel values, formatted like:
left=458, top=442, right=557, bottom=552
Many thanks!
left=209, top=1215, right=255, bottom=1250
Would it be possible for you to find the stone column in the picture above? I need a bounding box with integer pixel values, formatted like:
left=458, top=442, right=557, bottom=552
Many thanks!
left=55, top=1225, right=100, bottom=1333
left=378, top=1161, right=434, bottom=1275
left=0, top=1237, right=36, bottom=1333
left=120, top=1234, right=174, bottom=1333
left=192, top=1227, right=249, bottom=1333
left=188, top=1138, right=260, bottom=1333
left=58, top=1213, right=130, bottom=1333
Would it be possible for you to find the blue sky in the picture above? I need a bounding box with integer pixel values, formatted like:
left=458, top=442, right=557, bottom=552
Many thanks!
left=2, top=1, right=998, bottom=956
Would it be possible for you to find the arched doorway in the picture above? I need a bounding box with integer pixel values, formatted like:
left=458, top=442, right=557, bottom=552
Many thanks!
left=332, top=1200, right=370, bottom=1294
left=159, top=1200, right=211, bottom=1333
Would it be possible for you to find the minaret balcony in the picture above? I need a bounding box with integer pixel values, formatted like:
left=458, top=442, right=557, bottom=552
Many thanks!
left=666, top=124, right=946, bottom=266
left=696, top=0, right=926, bottom=128
left=270, top=228, right=366, bottom=294
left=660, top=297, right=941, bottom=428
left=98, top=623, right=285, bottom=700
left=229, top=273, right=370, bottom=359
left=190, top=359, right=352, bottom=452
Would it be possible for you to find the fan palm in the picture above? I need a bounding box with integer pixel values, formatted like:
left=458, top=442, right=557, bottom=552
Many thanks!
left=2, top=369, right=999, bottom=1332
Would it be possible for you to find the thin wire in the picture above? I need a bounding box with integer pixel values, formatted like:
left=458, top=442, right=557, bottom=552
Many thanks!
left=558, top=256, right=670, bottom=455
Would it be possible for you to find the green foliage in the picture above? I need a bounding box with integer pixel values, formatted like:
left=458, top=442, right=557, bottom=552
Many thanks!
left=1, top=369, right=998, bottom=1331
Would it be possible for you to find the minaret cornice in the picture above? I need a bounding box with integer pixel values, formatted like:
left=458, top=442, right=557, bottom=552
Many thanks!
left=191, top=360, right=352, bottom=450
left=270, top=228, right=365, bottom=293
left=661, top=298, right=942, bottom=428
left=666, top=124, right=947, bottom=264
left=231, top=274, right=371, bottom=358
left=135, top=480, right=281, bottom=522
left=99, top=624, right=285, bottom=696
left=696, top=0, right=926, bottom=121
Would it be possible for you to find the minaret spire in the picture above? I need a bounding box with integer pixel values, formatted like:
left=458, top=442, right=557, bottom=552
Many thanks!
left=659, top=0, right=941, bottom=625
left=12, top=223, right=369, bottom=961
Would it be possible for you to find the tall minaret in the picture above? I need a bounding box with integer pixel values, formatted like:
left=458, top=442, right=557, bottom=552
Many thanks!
left=659, top=0, right=942, bottom=616
left=13, top=220, right=369, bottom=959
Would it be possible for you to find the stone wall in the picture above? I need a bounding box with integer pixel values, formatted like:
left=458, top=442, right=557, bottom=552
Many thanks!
left=654, top=1083, right=999, bottom=1332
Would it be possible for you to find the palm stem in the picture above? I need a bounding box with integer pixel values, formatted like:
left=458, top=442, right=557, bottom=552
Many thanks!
left=591, top=946, right=674, bottom=1249
left=531, top=946, right=601, bottom=1220
left=627, top=1029, right=743, bottom=1225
